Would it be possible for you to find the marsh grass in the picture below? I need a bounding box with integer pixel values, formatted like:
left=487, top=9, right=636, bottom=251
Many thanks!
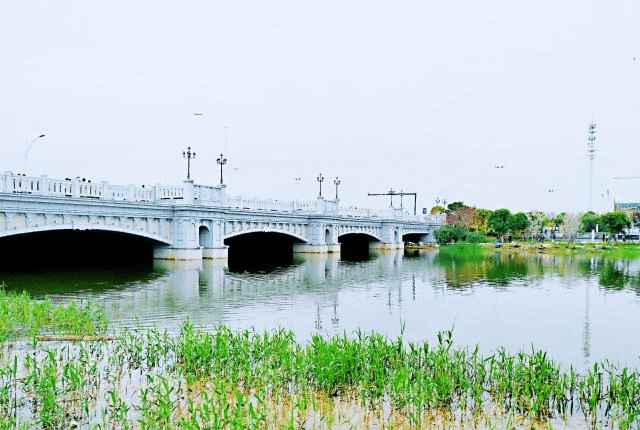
left=1, top=289, right=640, bottom=428
left=0, top=284, right=107, bottom=342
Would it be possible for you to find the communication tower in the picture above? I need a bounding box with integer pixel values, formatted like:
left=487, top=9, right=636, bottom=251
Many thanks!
left=587, top=122, right=597, bottom=210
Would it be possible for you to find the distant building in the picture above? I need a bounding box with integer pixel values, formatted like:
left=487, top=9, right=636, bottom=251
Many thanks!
left=614, top=201, right=640, bottom=213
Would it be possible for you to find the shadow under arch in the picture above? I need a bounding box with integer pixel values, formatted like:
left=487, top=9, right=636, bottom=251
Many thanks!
left=223, top=231, right=306, bottom=273
left=338, top=232, right=380, bottom=261
left=0, top=228, right=169, bottom=272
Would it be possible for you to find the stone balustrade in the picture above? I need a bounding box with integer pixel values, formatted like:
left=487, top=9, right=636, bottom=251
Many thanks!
left=0, top=171, right=433, bottom=223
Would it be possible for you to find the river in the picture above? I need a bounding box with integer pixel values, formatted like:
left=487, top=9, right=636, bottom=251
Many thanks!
left=2, top=248, right=640, bottom=370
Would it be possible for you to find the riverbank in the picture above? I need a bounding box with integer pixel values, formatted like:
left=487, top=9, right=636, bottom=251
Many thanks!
left=477, top=241, right=640, bottom=259
left=2, top=289, right=640, bottom=429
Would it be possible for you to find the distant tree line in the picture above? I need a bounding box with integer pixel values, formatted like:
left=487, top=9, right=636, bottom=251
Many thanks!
left=431, top=202, right=633, bottom=245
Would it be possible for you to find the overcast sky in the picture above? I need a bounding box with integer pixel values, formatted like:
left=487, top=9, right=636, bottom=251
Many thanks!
left=1, top=1, right=638, bottom=214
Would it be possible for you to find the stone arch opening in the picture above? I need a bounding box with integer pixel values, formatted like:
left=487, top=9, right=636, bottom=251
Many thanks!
left=0, top=229, right=164, bottom=271
left=402, top=232, right=431, bottom=246
left=325, top=228, right=331, bottom=244
left=223, top=231, right=306, bottom=273
left=199, top=225, right=211, bottom=248
left=338, top=233, right=379, bottom=261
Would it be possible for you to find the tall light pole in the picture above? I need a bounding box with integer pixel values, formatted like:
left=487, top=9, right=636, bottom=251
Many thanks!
left=317, top=173, right=325, bottom=197
left=194, top=112, right=229, bottom=156
left=183, top=146, right=196, bottom=180
left=587, top=122, right=597, bottom=211
left=217, top=153, right=227, bottom=185
left=333, top=177, right=341, bottom=200
left=23, top=134, right=46, bottom=174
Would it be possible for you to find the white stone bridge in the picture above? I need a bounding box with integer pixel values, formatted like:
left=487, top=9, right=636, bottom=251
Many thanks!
left=0, top=172, right=442, bottom=260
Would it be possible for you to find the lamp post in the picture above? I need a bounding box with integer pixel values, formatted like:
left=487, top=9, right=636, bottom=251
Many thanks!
left=182, top=146, right=196, bottom=180
left=317, top=173, right=325, bottom=198
left=333, top=177, right=341, bottom=200
left=23, top=134, right=46, bottom=174
left=216, top=153, right=227, bottom=185
left=194, top=112, right=229, bottom=155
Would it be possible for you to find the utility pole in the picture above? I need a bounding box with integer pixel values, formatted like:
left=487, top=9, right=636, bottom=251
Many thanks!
left=368, top=189, right=398, bottom=207
left=367, top=189, right=418, bottom=215
left=587, top=122, right=597, bottom=211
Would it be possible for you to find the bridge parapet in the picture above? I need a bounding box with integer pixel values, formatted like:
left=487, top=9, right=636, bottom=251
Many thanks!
left=1, top=171, right=443, bottom=225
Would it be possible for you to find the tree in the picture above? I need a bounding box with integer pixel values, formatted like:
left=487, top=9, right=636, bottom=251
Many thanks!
left=526, top=211, right=545, bottom=241
left=488, top=208, right=512, bottom=237
left=433, top=224, right=467, bottom=244
left=580, top=211, right=599, bottom=232
left=552, top=213, right=567, bottom=230
left=430, top=205, right=445, bottom=214
left=471, top=208, right=492, bottom=234
left=560, top=213, right=582, bottom=245
left=508, top=212, right=529, bottom=239
left=598, top=211, right=631, bottom=236
left=447, top=201, right=467, bottom=212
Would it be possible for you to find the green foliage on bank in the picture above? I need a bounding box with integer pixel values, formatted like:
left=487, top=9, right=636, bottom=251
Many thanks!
left=0, top=285, right=107, bottom=342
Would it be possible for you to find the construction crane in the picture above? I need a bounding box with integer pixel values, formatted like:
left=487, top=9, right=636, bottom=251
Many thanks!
left=367, top=189, right=418, bottom=215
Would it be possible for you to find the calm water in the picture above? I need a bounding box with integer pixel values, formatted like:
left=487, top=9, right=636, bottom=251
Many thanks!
left=3, top=249, right=640, bottom=369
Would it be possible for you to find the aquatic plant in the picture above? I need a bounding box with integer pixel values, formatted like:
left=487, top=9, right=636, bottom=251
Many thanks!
left=0, top=290, right=640, bottom=428
left=0, top=284, right=107, bottom=342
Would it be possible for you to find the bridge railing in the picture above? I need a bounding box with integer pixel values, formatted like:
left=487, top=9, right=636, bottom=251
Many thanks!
left=0, top=172, right=441, bottom=224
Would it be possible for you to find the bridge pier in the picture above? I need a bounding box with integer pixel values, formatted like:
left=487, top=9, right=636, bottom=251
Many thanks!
left=369, top=222, right=404, bottom=250
left=292, top=219, right=340, bottom=254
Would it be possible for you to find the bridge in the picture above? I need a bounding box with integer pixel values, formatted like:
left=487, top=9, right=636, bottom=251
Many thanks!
left=0, top=172, right=442, bottom=261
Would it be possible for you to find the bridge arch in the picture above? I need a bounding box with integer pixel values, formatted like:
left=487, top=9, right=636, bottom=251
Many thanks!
left=337, top=231, right=382, bottom=242
left=199, top=225, right=211, bottom=247
left=223, top=228, right=308, bottom=244
left=223, top=230, right=307, bottom=272
left=0, top=226, right=171, bottom=270
left=0, top=224, right=171, bottom=245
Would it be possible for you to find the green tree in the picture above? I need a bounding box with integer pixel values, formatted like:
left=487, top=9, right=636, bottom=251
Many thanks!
left=447, top=201, right=467, bottom=212
left=471, top=208, right=492, bottom=234
left=433, top=225, right=467, bottom=244
left=488, top=208, right=512, bottom=237
left=598, top=211, right=631, bottom=235
left=580, top=211, right=599, bottom=232
left=508, top=212, right=530, bottom=239
left=430, top=205, right=445, bottom=214
left=552, top=213, right=567, bottom=230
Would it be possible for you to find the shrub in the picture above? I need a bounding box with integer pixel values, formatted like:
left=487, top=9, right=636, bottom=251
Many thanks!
left=465, top=231, right=489, bottom=243
left=434, top=225, right=467, bottom=244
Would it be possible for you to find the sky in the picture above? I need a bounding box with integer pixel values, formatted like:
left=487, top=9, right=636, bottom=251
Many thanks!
left=1, top=0, right=638, bottom=215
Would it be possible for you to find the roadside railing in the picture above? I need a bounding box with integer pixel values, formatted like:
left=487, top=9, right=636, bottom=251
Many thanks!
left=0, top=171, right=438, bottom=223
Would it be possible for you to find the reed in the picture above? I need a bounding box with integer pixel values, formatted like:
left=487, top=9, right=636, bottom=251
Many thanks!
left=0, top=295, right=640, bottom=428
left=0, top=284, right=107, bottom=342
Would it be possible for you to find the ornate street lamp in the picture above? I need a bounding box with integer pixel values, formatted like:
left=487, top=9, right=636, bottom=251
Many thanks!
left=333, top=177, right=341, bottom=200
left=182, top=146, right=196, bottom=180
left=317, top=173, right=325, bottom=197
left=217, top=153, right=227, bottom=185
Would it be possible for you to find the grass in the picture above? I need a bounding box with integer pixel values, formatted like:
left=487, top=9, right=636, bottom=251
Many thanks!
left=1, top=320, right=640, bottom=428
left=0, top=284, right=107, bottom=343
left=1, top=287, right=640, bottom=428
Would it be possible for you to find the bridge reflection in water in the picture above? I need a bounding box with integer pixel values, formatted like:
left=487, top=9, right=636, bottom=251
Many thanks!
left=10, top=250, right=438, bottom=338
left=5, top=250, right=640, bottom=367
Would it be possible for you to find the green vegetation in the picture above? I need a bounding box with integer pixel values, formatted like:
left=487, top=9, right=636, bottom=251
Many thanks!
left=0, top=285, right=107, bottom=342
left=1, top=320, right=640, bottom=428
left=599, top=211, right=632, bottom=235
left=3, top=282, right=640, bottom=428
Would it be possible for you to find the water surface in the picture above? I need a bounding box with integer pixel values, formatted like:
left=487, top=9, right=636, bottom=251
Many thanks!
left=3, top=249, right=640, bottom=369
